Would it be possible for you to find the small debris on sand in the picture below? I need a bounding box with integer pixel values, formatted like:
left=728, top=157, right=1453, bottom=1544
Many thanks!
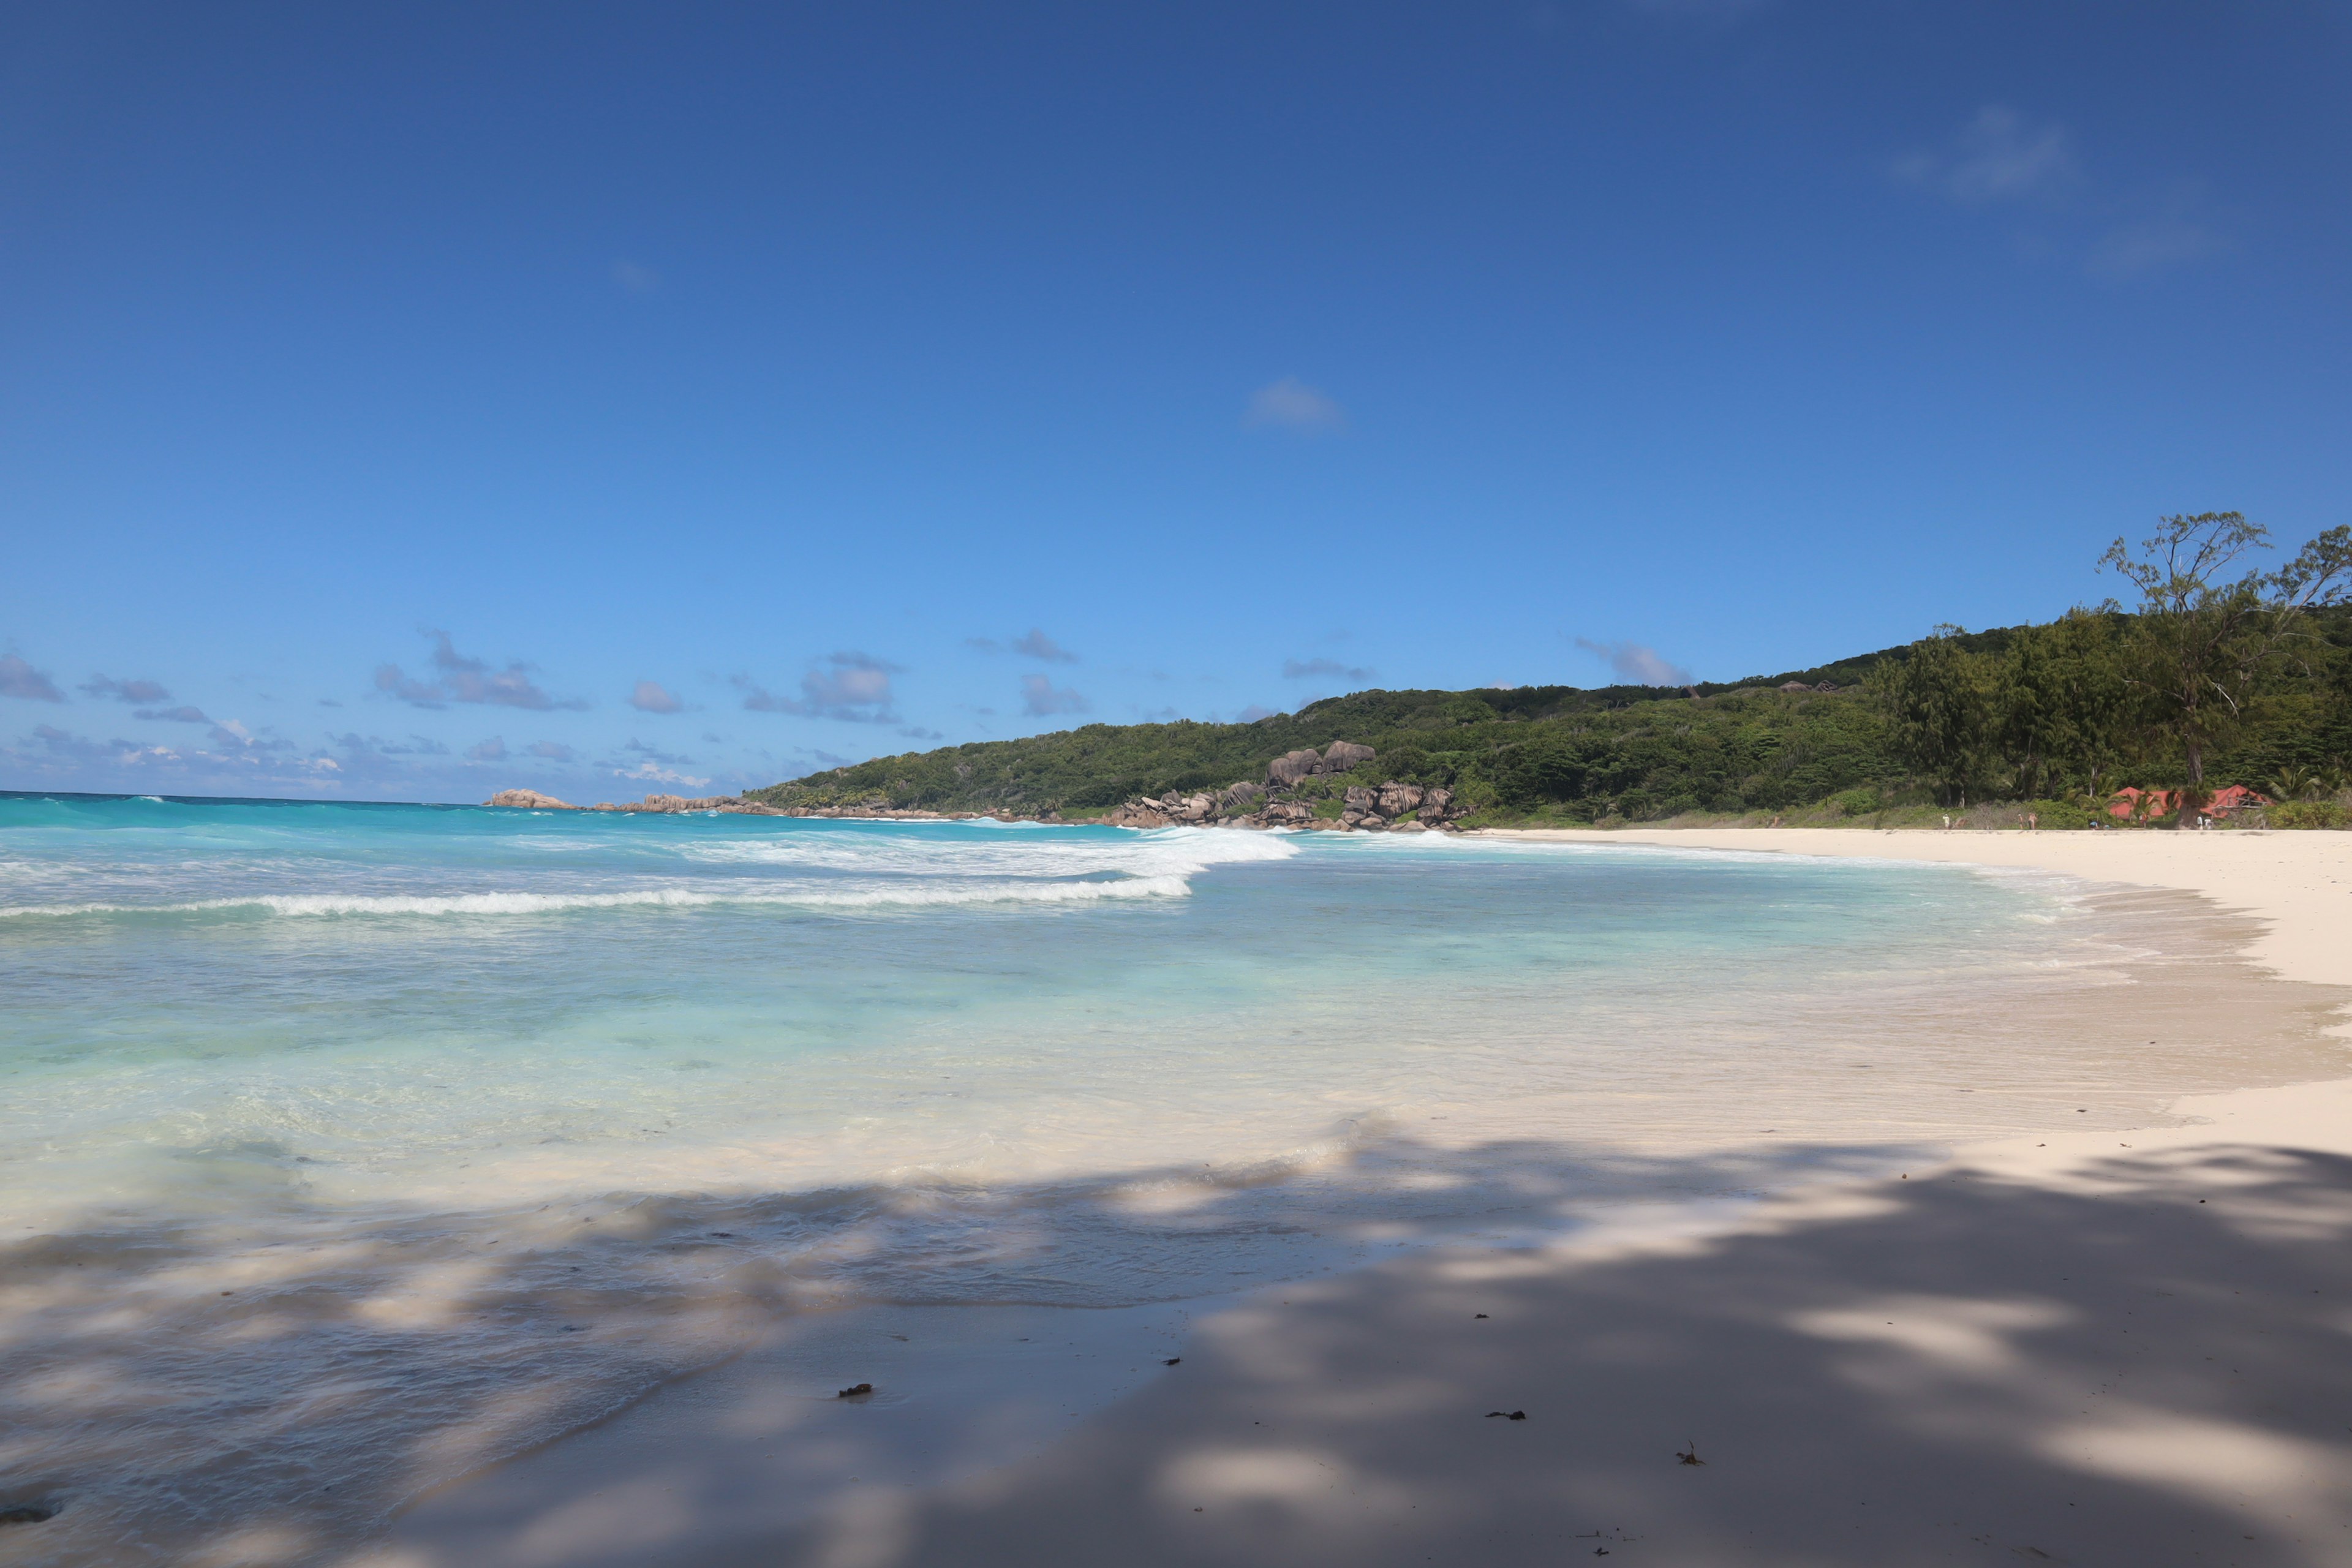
left=1485, top=1410, right=1528, bottom=1420
left=1677, top=1441, right=1706, bottom=1465
left=1164, top=1357, right=1182, bottom=1366
left=837, top=1382, right=874, bottom=1398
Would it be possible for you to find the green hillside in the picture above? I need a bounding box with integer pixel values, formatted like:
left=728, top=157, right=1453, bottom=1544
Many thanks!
left=745, top=606, right=2352, bottom=827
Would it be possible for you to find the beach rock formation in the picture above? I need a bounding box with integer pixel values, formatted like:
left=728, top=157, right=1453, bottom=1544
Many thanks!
left=1102, top=744, right=1470, bottom=833
left=1265, top=740, right=1378, bottom=787
left=485, top=789, right=580, bottom=809
left=488, top=788, right=796, bottom=815
left=587, top=793, right=794, bottom=815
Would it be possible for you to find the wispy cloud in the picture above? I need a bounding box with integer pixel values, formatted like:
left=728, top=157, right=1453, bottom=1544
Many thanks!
left=324, top=731, right=446, bottom=761
left=1896, top=105, right=2081, bottom=208
left=527, top=740, right=576, bottom=762
left=81, top=673, right=173, bottom=704
left=612, top=259, right=660, bottom=292
left=2088, top=184, right=2232, bottom=277
left=206, top=718, right=292, bottom=754
left=607, top=739, right=709, bottom=787
left=135, top=706, right=211, bottom=723
left=1283, top=657, right=1374, bottom=682
left=1011, top=628, right=1077, bottom=663
left=25, top=723, right=164, bottom=763
left=1245, top=377, right=1347, bottom=433
left=375, top=631, right=586, bottom=712
left=628, top=679, right=684, bottom=714
left=1575, top=636, right=1692, bottom=687
left=970, top=629, right=1080, bottom=663
left=1020, top=674, right=1090, bottom=717
left=1, top=654, right=65, bottom=703
left=737, top=652, right=902, bottom=722
left=610, top=760, right=709, bottom=787
left=467, top=737, right=508, bottom=762
left=1624, top=0, right=1768, bottom=17
left=1897, top=107, right=2232, bottom=279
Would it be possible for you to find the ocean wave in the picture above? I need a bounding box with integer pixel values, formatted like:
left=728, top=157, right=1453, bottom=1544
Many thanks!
left=0, top=875, right=1195, bottom=921
left=677, top=823, right=1298, bottom=876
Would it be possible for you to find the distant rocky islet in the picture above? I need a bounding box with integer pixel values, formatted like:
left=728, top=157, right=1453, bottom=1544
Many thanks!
left=486, top=741, right=1464, bottom=832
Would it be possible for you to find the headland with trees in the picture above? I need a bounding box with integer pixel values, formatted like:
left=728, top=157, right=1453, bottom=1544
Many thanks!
left=748, top=514, right=2352, bottom=831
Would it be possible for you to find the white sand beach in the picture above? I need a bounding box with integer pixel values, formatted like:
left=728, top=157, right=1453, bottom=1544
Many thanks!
left=366, top=831, right=2352, bottom=1568
left=1491, top=827, right=2352, bottom=991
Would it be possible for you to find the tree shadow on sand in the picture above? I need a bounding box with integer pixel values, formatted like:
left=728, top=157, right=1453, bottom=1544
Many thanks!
left=647, top=1145, right=2352, bottom=1568
left=335, top=1138, right=2352, bottom=1568
left=10, top=1134, right=2352, bottom=1566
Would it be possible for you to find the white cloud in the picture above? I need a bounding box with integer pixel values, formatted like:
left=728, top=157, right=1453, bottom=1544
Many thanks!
left=375, top=631, right=586, bottom=712
left=1020, top=674, right=1090, bottom=717
left=611, top=761, right=710, bottom=788
left=135, top=706, right=210, bottom=724
left=1574, top=636, right=1692, bottom=687
left=628, top=679, right=684, bottom=714
left=1245, top=377, right=1347, bottom=433
left=737, top=652, right=902, bottom=722
left=467, top=737, right=508, bottom=762
left=527, top=741, right=576, bottom=762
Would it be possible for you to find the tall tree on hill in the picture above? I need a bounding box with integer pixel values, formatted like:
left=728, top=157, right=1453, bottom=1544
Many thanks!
left=2101, top=512, right=2352, bottom=826
left=1872, top=626, right=1988, bottom=805
left=1989, top=609, right=2131, bottom=799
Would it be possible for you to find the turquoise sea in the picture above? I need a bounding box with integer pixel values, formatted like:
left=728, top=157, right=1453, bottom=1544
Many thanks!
left=1, top=793, right=2334, bottom=1563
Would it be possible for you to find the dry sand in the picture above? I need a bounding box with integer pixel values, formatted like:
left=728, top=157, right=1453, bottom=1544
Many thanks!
left=369, top=831, right=2352, bottom=1568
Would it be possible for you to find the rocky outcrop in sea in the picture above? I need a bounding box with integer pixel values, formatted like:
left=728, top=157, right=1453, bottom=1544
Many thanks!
left=1103, top=741, right=1469, bottom=832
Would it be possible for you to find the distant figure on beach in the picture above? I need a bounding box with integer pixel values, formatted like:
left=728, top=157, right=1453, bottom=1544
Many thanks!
left=2027, top=811, right=2038, bottom=831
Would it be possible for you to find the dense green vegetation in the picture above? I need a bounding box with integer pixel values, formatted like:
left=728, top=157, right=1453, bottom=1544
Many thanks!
left=751, top=516, right=2352, bottom=828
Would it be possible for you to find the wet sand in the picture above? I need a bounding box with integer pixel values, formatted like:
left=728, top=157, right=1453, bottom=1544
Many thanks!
left=356, top=831, right=2352, bottom=1568
left=1487, top=826, right=2352, bottom=992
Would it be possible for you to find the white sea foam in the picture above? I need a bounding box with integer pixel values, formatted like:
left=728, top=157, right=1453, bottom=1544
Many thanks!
left=0, top=875, right=1197, bottom=920
left=677, top=823, right=1297, bottom=876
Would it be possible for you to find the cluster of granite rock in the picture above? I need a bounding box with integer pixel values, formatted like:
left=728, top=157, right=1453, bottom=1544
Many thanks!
left=487, top=738, right=1464, bottom=831
left=484, top=789, right=788, bottom=815
left=1104, top=742, right=1470, bottom=832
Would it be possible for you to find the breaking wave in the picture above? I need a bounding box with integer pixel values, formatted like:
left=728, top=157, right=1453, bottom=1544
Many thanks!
left=0, top=875, right=1197, bottom=921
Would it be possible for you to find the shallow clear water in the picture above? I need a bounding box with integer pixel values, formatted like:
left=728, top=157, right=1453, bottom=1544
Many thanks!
left=1, top=793, right=2341, bottom=1564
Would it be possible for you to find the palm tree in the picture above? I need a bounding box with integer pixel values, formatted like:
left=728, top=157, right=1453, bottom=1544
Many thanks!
left=2269, top=764, right=2319, bottom=802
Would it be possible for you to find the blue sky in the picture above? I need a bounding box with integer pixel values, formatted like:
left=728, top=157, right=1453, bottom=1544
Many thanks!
left=4, top=1, right=2348, bottom=801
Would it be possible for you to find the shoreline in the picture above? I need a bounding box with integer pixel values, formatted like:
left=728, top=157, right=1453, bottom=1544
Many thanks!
left=364, top=831, right=2352, bottom=1567
left=1476, top=826, right=2352, bottom=990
